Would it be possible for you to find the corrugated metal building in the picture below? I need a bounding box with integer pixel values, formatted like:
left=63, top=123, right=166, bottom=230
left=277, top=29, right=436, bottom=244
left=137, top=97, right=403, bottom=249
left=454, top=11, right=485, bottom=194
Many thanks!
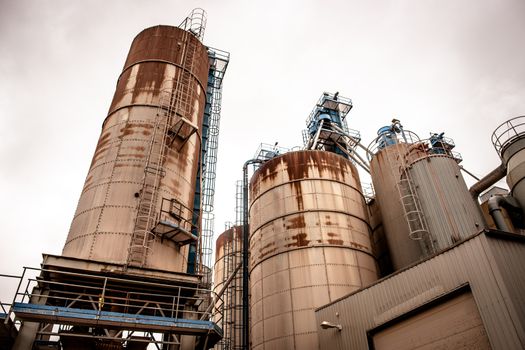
left=315, top=229, right=525, bottom=349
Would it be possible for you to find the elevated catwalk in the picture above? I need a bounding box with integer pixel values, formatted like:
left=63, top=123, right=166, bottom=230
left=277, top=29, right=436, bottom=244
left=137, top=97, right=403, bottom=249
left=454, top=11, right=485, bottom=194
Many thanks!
left=9, top=254, right=223, bottom=349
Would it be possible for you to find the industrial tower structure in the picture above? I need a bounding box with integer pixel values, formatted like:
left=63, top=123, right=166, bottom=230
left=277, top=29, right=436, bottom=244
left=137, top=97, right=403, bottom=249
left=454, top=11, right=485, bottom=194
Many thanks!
left=212, top=90, right=525, bottom=350
left=3, top=9, right=229, bottom=350
left=2, top=8, right=525, bottom=350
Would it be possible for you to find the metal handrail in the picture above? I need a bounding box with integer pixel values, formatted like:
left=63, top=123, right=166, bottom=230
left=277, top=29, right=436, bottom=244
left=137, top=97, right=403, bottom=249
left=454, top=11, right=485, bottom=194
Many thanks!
left=492, top=116, right=525, bottom=155
left=367, top=129, right=421, bottom=160
left=4, top=266, right=224, bottom=326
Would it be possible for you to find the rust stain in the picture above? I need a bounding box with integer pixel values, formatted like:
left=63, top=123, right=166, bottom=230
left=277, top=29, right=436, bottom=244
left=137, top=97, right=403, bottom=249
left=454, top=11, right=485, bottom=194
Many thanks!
left=291, top=181, right=304, bottom=210
left=96, top=132, right=111, bottom=149
left=285, top=215, right=306, bottom=230
left=83, top=175, right=94, bottom=190
left=327, top=232, right=344, bottom=245
left=285, top=232, right=310, bottom=247
left=89, top=132, right=112, bottom=169
left=259, top=247, right=278, bottom=259
left=327, top=238, right=344, bottom=245
left=325, top=215, right=335, bottom=226
left=262, top=241, right=275, bottom=250
left=349, top=241, right=370, bottom=251
left=119, top=122, right=153, bottom=139
left=263, top=160, right=279, bottom=183
left=90, top=146, right=110, bottom=168
left=251, top=151, right=358, bottom=199
left=215, top=226, right=243, bottom=253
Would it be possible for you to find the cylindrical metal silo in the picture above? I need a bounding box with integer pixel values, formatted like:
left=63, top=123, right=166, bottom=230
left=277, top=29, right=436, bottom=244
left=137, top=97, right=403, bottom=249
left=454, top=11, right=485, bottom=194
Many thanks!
left=369, top=142, right=429, bottom=270
left=408, top=155, right=485, bottom=249
left=369, top=122, right=486, bottom=270
left=493, top=116, right=525, bottom=212
left=213, top=226, right=243, bottom=350
left=62, top=25, right=209, bottom=272
left=249, top=150, right=378, bottom=350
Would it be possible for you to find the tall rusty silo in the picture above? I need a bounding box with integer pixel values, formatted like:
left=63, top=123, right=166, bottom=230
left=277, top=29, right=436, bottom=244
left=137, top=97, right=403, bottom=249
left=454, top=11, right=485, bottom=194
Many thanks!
left=62, top=25, right=210, bottom=272
left=249, top=150, right=378, bottom=350
left=213, top=226, right=243, bottom=350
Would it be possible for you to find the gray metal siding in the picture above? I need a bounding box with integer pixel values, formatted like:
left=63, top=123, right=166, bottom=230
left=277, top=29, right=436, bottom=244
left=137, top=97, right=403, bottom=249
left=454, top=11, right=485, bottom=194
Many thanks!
left=484, top=234, right=525, bottom=346
left=315, top=232, right=525, bottom=350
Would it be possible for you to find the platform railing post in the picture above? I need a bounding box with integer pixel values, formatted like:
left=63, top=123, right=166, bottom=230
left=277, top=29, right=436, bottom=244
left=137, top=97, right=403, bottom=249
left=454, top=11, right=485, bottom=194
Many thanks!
left=5, top=267, right=25, bottom=325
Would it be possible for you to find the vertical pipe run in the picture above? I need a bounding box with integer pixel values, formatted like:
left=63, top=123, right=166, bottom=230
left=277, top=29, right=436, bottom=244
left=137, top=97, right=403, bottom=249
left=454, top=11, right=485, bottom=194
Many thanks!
left=242, top=159, right=263, bottom=350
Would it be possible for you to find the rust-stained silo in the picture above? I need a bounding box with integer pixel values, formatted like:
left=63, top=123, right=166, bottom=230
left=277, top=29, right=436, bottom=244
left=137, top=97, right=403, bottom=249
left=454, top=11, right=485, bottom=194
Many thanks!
left=213, top=226, right=243, bottom=350
left=249, top=150, right=378, bottom=350
left=62, top=25, right=209, bottom=272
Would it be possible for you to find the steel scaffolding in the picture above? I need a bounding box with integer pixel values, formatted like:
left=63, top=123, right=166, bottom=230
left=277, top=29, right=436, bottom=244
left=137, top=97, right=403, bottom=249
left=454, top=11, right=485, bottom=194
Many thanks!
left=4, top=263, right=223, bottom=349
left=215, top=181, right=244, bottom=350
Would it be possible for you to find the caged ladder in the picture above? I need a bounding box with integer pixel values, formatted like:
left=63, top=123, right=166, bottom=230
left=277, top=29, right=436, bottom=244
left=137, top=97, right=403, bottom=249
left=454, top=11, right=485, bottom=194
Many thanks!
left=127, top=29, right=200, bottom=267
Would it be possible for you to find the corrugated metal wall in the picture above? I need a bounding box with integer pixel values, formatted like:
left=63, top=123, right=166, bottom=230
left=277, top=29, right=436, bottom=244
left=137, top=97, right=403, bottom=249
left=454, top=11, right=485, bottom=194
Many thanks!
left=315, top=231, right=525, bottom=350
left=485, top=233, right=525, bottom=346
left=371, top=291, right=491, bottom=349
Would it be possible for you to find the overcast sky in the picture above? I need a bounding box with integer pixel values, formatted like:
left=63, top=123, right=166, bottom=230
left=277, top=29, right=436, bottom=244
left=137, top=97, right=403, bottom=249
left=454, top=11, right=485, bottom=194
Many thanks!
left=1, top=0, right=525, bottom=297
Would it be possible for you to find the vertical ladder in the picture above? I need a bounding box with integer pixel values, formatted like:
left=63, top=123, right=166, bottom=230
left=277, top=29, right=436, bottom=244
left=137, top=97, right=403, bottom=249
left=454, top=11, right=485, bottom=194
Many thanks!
left=224, top=231, right=234, bottom=350
left=385, top=144, right=434, bottom=252
left=127, top=96, right=172, bottom=267
left=173, top=30, right=198, bottom=121
left=127, top=30, right=199, bottom=267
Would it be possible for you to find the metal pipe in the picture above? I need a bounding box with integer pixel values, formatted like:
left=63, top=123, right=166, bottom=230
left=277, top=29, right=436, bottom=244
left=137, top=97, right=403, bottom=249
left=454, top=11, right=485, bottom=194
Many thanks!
left=200, top=261, right=242, bottom=321
left=308, top=119, right=324, bottom=150
left=242, top=159, right=263, bottom=350
left=459, top=165, right=481, bottom=181
left=469, top=163, right=507, bottom=199
left=488, top=196, right=512, bottom=232
left=488, top=195, right=522, bottom=232
left=331, top=123, right=374, bottom=157
left=333, top=140, right=371, bottom=173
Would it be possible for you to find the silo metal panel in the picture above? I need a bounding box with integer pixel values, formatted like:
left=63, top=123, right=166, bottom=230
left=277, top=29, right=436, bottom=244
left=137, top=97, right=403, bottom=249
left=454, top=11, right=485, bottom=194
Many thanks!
left=62, top=25, right=209, bottom=272
left=408, top=155, right=485, bottom=250
left=249, top=150, right=379, bottom=350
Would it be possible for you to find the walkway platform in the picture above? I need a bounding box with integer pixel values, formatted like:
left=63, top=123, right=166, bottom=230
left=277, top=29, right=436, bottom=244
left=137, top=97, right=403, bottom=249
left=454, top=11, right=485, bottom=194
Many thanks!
left=13, top=302, right=222, bottom=346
